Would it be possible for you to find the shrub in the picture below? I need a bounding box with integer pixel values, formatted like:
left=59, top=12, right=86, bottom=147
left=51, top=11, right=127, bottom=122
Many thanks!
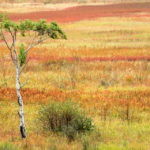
left=0, top=142, right=19, bottom=150
left=38, top=101, right=94, bottom=140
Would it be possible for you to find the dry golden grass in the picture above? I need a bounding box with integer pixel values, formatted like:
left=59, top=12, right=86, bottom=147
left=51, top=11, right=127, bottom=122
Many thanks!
left=0, top=3, right=79, bottom=13
left=0, top=17, right=150, bottom=150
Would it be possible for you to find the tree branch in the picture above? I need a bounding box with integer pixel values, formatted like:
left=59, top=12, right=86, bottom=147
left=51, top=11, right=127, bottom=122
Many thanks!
left=20, top=78, right=29, bottom=88
left=1, top=29, right=11, bottom=50
left=0, top=29, right=16, bottom=64
left=25, top=35, right=49, bottom=54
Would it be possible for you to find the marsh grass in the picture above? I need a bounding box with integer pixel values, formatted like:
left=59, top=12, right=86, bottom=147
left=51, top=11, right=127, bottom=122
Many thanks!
left=0, top=17, right=150, bottom=149
left=0, top=142, right=19, bottom=150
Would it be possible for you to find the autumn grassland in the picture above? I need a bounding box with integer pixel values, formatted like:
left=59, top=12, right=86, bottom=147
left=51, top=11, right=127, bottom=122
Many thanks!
left=0, top=2, right=150, bottom=150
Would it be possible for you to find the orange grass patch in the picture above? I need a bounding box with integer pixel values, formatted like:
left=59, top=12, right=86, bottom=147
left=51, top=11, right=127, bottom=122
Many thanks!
left=0, top=88, right=150, bottom=110
left=0, top=88, right=80, bottom=103
left=26, top=47, right=150, bottom=62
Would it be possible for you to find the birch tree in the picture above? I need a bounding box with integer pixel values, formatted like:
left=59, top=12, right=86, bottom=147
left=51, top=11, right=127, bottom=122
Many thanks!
left=0, top=18, right=66, bottom=139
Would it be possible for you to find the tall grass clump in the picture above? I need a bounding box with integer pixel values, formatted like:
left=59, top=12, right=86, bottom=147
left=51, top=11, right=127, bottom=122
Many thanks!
left=0, top=142, right=19, bottom=150
left=38, top=100, right=94, bottom=141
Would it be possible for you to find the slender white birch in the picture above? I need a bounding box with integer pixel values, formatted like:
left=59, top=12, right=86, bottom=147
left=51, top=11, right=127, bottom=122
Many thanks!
left=0, top=18, right=66, bottom=138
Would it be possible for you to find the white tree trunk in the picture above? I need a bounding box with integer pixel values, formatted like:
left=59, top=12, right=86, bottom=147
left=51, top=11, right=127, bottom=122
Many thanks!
left=16, top=64, right=26, bottom=138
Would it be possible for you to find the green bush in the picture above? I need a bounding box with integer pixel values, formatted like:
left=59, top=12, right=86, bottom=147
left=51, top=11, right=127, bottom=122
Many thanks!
left=0, top=142, right=19, bottom=150
left=38, top=101, right=94, bottom=140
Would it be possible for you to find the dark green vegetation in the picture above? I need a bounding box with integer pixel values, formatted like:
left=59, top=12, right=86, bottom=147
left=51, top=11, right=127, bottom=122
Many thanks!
left=38, top=101, right=94, bottom=141
left=19, top=44, right=26, bottom=67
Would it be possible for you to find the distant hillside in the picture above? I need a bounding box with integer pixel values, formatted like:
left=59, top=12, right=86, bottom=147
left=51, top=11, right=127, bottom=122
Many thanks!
left=0, top=0, right=150, bottom=4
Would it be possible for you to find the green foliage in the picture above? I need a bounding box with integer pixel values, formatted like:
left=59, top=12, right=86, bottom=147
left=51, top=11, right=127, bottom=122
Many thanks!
left=0, top=142, right=19, bottom=150
left=49, top=22, right=67, bottom=39
left=0, top=14, right=8, bottom=22
left=19, top=44, right=26, bottom=66
left=38, top=101, right=94, bottom=140
left=0, top=19, right=67, bottom=39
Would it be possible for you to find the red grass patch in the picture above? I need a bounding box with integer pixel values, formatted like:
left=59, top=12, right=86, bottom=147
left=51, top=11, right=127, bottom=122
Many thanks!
left=9, top=2, right=150, bottom=22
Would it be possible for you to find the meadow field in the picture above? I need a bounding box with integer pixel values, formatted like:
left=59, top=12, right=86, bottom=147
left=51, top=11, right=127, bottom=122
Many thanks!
left=0, top=0, right=149, bottom=4
left=0, top=2, right=150, bottom=150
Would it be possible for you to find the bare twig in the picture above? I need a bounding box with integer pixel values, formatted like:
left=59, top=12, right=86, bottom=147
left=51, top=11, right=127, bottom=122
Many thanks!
left=21, top=78, right=29, bottom=88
